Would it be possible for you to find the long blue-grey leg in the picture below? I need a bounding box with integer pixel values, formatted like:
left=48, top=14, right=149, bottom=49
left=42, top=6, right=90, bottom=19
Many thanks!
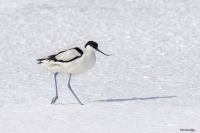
left=68, top=74, right=83, bottom=105
left=51, top=72, right=59, bottom=104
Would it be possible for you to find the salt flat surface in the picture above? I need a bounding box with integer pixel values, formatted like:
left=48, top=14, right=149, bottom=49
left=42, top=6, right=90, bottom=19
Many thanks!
left=0, top=0, right=200, bottom=133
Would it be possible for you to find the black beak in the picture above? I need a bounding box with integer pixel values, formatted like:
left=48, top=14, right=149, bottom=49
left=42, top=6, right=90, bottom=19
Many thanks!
left=96, top=49, right=113, bottom=56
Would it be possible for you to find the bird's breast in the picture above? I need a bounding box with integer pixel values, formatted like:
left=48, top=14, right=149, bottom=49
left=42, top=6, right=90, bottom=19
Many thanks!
left=69, top=52, right=96, bottom=75
left=83, top=52, right=96, bottom=69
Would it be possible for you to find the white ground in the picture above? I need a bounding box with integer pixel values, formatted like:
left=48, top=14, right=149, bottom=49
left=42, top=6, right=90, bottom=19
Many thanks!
left=0, top=0, right=200, bottom=133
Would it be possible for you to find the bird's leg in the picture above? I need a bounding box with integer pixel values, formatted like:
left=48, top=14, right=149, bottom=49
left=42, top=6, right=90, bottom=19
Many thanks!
left=68, top=74, right=83, bottom=105
left=51, top=72, right=59, bottom=104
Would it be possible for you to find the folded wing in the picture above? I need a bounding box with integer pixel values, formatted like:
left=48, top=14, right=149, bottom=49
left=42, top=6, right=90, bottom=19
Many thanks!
left=37, top=47, right=83, bottom=64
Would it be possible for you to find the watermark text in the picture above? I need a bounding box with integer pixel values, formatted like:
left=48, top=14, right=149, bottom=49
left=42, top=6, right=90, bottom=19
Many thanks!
left=180, top=128, right=196, bottom=132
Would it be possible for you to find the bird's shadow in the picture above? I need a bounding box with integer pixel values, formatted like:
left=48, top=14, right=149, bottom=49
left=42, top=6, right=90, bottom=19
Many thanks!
left=96, top=96, right=177, bottom=103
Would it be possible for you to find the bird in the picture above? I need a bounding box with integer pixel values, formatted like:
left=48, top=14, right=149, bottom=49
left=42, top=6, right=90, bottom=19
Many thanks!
left=37, top=41, right=112, bottom=105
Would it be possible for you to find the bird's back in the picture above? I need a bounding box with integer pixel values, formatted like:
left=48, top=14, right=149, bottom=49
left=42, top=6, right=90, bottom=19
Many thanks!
left=37, top=47, right=96, bottom=75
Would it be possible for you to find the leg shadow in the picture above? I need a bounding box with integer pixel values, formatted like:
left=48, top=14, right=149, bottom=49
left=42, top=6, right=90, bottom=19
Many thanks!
left=97, top=96, right=177, bottom=103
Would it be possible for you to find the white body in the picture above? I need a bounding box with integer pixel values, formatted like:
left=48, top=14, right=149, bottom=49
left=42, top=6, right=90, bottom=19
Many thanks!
left=40, top=46, right=96, bottom=75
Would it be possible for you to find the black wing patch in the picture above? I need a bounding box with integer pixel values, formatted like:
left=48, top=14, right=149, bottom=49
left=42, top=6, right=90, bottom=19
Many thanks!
left=37, top=47, right=83, bottom=64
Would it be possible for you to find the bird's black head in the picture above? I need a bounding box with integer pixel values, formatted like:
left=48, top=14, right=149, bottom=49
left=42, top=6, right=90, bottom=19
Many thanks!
left=84, top=41, right=112, bottom=56
left=85, top=41, right=98, bottom=49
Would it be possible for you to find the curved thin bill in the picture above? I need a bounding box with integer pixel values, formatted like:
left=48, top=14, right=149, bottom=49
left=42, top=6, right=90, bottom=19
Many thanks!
left=97, top=49, right=113, bottom=56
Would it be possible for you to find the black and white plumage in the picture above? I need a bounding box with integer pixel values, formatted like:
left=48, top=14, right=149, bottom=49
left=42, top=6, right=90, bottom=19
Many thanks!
left=38, top=47, right=83, bottom=63
left=37, top=41, right=112, bottom=105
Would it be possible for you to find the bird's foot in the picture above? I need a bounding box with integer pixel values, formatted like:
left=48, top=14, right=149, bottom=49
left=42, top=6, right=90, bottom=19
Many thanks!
left=79, top=102, right=84, bottom=105
left=51, top=96, right=58, bottom=104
